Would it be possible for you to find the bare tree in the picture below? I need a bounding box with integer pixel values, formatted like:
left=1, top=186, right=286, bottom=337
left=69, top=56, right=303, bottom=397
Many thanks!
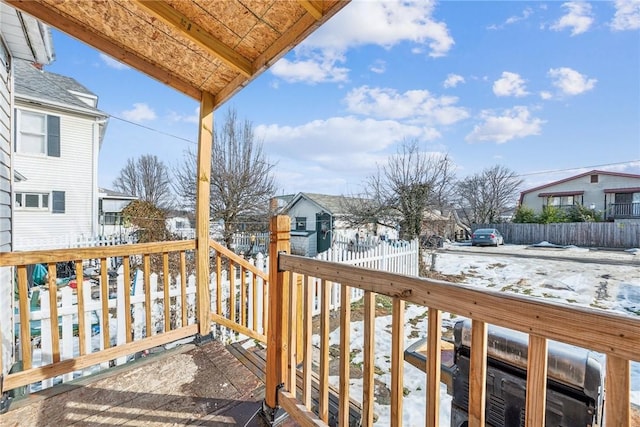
left=113, top=154, right=174, bottom=208
left=174, top=108, right=277, bottom=248
left=456, top=165, right=522, bottom=226
left=344, top=139, right=456, bottom=239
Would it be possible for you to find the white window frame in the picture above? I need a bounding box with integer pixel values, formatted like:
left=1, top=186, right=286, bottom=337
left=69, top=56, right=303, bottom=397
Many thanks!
left=15, top=192, right=49, bottom=210
left=17, top=110, right=47, bottom=155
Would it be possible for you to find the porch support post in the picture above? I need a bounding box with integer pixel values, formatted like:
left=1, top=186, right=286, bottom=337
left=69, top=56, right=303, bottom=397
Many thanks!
left=195, top=92, right=214, bottom=339
left=261, top=215, right=291, bottom=424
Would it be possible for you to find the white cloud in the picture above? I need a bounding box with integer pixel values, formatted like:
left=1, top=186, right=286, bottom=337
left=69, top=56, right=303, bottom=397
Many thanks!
left=344, top=86, right=469, bottom=125
left=466, top=106, right=544, bottom=144
left=272, top=0, right=454, bottom=84
left=551, top=2, right=594, bottom=35
left=443, top=74, right=465, bottom=88
left=370, top=60, right=386, bottom=74
left=167, top=107, right=199, bottom=124
left=539, top=91, right=553, bottom=100
left=270, top=56, right=349, bottom=84
left=488, top=7, right=534, bottom=30
left=610, top=0, right=640, bottom=31
left=548, top=67, right=597, bottom=96
left=493, top=72, right=529, bottom=97
left=121, top=103, right=156, bottom=122
left=257, top=116, right=439, bottom=172
left=99, top=53, right=129, bottom=70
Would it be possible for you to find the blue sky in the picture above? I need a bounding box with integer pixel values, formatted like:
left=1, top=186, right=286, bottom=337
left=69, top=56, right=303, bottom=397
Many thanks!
left=45, top=0, right=640, bottom=198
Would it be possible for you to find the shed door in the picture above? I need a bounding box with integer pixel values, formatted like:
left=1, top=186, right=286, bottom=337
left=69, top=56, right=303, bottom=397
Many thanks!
left=316, top=212, right=332, bottom=253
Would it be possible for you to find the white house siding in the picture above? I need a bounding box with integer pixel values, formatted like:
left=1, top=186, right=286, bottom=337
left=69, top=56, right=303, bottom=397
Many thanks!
left=0, top=39, right=12, bottom=375
left=14, top=107, right=97, bottom=247
left=522, top=173, right=640, bottom=214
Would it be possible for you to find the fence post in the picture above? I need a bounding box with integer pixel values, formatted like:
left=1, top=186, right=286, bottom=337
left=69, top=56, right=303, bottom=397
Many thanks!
left=262, top=215, right=291, bottom=423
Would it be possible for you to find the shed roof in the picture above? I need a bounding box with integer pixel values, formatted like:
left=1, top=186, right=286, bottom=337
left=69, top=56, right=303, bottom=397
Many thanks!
left=284, top=192, right=363, bottom=216
left=6, top=0, right=348, bottom=107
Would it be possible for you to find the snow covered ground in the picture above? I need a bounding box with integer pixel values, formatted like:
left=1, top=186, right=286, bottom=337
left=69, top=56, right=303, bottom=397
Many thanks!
left=324, top=242, right=639, bottom=425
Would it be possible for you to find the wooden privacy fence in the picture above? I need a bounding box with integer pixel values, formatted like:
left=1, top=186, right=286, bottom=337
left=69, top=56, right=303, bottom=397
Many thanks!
left=477, top=222, right=640, bottom=248
left=264, top=215, right=640, bottom=427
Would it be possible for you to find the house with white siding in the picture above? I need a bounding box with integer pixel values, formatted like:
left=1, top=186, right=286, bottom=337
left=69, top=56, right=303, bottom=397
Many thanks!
left=0, top=2, right=54, bottom=388
left=98, top=187, right=137, bottom=238
left=519, top=170, right=640, bottom=221
left=12, top=58, right=108, bottom=249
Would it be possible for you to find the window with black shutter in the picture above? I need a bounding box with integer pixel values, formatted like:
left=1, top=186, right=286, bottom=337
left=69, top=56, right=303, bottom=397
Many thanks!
left=17, top=110, right=60, bottom=156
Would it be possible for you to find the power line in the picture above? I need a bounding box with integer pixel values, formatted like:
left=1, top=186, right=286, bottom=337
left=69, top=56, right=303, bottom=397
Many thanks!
left=109, top=114, right=197, bottom=145
left=516, top=160, right=640, bottom=178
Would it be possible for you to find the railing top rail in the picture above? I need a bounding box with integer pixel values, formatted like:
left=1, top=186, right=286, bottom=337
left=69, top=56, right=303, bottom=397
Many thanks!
left=0, top=240, right=197, bottom=266
left=279, top=253, right=640, bottom=361
left=208, top=239, right=269, bottom=280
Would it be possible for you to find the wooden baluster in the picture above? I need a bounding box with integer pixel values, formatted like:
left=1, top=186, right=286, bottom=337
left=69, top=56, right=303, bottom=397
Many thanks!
left=75, top=260, right=86, bottom=355
left=123, top=255, right=132, bottom=342
left=469, top=320, right=487, bottom=427
left=143, top=253, right=151, bottom=337
left=100, top=257, right=110, bottom=348
left=362, top=290, right=375, bottom=426
left=288, top=272, right=297, bottom=391
left=319, top=278, right=331, bottom=422
left=426, top=307, right=442, bottom=427
left=16, top=265, right=31, bottom=369
left=216, top=252, right=222, bottom=316
left=47, top=263, right=60, bottom=363
left=240, top=265, right=246, bottom=326
left=179, top=252, right=187, bottom=327
left=339, top=283, right=351, bottom=427
left=252, top=272, right=258, bottom=331
left=162, top=252, right=170, bottom=332
left=391, top=298, right=405, bottom=427
left=302, top=274, right=313, bottom=409
left=525, top=334, right=548, bottom=427
left=605, top=355, right=630, bottom=426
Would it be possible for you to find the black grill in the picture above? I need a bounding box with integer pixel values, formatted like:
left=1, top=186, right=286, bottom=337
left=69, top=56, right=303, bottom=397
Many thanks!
left=449, top=320, right=602, bottom=427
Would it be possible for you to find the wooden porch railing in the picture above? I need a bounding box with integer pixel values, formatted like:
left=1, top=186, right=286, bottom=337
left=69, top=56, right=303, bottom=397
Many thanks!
left=0, top=237, right=269, bottom=396
left=264, top=215, right=640, bottom=426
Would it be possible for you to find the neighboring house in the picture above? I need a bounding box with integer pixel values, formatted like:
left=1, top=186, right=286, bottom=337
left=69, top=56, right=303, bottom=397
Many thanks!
left=0, top=2, right=54, bottom=387
left=13, top=58, right=108, bottom=249
left=98, top=187, right=136, bottom=237
left=166, top=212, right=195, bottom=239
left=281, top=192, right=398, bottom=256
left=519, top=170, right=640, bottom=221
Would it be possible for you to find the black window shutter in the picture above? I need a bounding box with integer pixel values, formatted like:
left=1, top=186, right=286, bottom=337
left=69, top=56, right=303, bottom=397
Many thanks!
left=47, top=115, right=60, bottom=157
left=52, top=191, right=65, bottom=213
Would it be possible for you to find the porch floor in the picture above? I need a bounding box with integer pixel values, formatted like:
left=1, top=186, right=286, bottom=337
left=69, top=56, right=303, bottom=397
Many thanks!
left=0, top=340, right=299, bottom=426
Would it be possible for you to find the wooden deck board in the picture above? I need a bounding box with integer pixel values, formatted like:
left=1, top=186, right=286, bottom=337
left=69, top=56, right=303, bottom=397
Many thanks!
left=0, top=340, right=272, bottom=426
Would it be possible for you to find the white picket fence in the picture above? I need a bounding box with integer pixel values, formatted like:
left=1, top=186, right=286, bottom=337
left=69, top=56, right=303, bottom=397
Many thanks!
left=19, top=241, right=417, bottom=390
left=307, top=239, right=419, bottom=315
left=15, top=235, right=133, bottom=251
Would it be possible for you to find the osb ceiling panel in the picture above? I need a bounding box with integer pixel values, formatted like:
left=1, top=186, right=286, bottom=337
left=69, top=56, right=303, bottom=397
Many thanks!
left=5, top=0, right=349, bottom=106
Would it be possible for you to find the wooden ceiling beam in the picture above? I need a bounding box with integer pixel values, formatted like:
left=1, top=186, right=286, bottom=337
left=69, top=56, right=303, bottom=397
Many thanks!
left=6, top=0, right=202, bottom=100
left=297, top=0, right=323, bottom=20
left=133, top=0, right=253, bottom=77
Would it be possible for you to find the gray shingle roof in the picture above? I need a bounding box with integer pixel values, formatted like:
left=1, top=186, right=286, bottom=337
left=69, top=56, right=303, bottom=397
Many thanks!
left=14, top=59, right=106, bottom=116
left=291, top=193, right=367, bottom=216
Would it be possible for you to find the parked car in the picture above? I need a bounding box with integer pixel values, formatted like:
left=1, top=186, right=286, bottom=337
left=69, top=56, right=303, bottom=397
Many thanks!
left=471, top=228, right=504, bottom=247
